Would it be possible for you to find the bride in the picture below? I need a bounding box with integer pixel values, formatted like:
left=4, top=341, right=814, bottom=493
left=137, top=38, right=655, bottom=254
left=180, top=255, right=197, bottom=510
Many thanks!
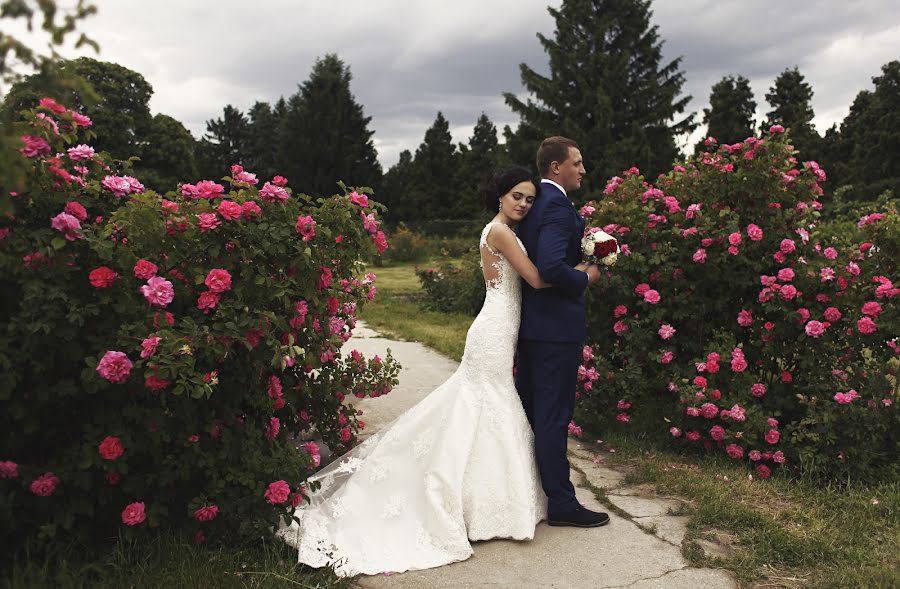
left=278, top=167, right=591, bottom=576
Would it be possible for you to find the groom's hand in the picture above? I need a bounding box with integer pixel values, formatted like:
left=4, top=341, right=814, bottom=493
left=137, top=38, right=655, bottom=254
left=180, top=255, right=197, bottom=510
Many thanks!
left=584, top=264, right=601, bottom=285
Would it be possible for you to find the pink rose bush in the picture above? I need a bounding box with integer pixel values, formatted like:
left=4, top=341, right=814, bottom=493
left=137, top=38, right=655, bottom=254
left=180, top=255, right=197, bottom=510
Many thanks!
left=0, top=99, right=399, bottom=551
left=576, top=126, right=897, bottom=482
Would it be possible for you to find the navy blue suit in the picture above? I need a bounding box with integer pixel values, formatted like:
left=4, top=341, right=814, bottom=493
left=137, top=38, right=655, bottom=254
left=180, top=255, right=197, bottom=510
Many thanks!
left=516, top=180, right=587, bottom=515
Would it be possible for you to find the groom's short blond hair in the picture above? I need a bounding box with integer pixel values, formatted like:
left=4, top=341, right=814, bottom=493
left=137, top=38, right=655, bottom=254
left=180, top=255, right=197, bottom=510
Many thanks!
left=537, top=136, right=580, bottom=177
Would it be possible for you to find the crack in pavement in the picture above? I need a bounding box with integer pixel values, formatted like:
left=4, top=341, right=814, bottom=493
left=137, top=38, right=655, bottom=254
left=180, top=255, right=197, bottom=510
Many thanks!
left=602, top=566, right=688, bottom=588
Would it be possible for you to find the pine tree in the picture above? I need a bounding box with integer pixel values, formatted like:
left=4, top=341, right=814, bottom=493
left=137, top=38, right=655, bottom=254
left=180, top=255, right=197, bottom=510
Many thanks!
left=138, top=114, right=198, bottom=191
left=455, top=113, right=502, bottom=218
left=700, top=75, right=756, bottom=147
left=278, top=54, right=382, bottom=197
left=195, top=105, right=249, bottom=179
left=410, top=112, right=459, bottom=221
left=828, top=61, right=900, bottom=201
left=764, top=67, right=822, bottom=160
left=245, top=100, right=283, bottom=181
left=381, top=150, right=416, bottom=224
left=504, top=0, right=695, bottom=194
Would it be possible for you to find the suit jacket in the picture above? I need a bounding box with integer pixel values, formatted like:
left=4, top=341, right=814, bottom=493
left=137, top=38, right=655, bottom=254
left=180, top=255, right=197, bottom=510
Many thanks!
left=517, top=181, right=588, bottom=343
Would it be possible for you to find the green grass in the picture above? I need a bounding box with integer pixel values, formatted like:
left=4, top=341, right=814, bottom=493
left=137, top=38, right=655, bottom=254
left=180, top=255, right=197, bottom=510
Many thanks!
left=584, top=432, right=900, bottom=589
left=361, top=262, right=472, bottom=361
left=6, top=532, right=352, bottom=589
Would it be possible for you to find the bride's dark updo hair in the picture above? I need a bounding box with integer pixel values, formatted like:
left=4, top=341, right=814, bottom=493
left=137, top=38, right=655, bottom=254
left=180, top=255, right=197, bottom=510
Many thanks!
left=480, top=166, right=537, bottom=212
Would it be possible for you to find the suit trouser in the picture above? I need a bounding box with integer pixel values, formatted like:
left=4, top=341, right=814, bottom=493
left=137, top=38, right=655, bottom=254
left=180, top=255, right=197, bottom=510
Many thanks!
left=515, top=339, right=582, bottom=515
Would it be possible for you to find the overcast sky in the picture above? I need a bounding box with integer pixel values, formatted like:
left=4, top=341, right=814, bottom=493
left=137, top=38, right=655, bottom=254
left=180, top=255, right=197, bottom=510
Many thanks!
left=14, top=0, right=900, bottom=168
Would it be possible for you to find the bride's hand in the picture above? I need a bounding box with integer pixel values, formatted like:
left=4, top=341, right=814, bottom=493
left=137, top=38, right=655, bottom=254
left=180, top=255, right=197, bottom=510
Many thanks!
left=575, top=262, right=592, bottom=272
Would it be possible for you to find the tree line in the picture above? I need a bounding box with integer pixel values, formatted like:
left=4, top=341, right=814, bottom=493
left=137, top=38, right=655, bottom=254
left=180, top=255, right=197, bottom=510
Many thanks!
left=3, top=0, right=898, bottom=229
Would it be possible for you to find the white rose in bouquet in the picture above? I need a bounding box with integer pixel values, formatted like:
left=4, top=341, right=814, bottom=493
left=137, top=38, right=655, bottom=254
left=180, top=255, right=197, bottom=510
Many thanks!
left=581, top=229, right=619, bottom=266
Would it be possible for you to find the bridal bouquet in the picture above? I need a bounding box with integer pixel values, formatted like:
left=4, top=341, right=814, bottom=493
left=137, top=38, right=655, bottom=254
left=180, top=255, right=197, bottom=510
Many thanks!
left=582, top=229, right=620, bottom=266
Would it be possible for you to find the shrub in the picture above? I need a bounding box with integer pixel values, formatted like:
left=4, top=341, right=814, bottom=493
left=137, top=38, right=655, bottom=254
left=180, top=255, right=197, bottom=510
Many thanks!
left=383, top=223, right=427, bottom=263
left=416, top=253, right=485, bottom=316
left=0, top=99, right=400, bottom=555
left=575, top=128, right=898, bottom=482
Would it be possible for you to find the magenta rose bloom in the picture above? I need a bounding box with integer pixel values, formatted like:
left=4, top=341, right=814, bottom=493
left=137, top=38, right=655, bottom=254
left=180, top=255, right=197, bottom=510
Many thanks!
left=194, top=505, right=219, bottom=522
left=197, top=291, right=221, bottom=313
left=98, top=436, right=124, bottom=460
left=265, top=480, right=291, bottom=504
left=140, top=276, right=175, bottom=307
left=658, top=324, right=676, bottom=340
left=29, top=472, right=60, bottom=496
left=241, top=201, right=262, bottom=220
left=217, top=200, right=243, bottom=221
left=373, top=231, right=389, bottom=254
left=861, top=301, right=883, bottom=317
left=51, top=212, right=83, bottom=241
left=259, top=182, right=289, bottom=203
left=805, top=320, right=825, bottom=338
left=295, top=215, right=316, bottom=241
left=0, top=461, right=19, bottom=479
left=20, top=134, right=51, bottom=157
left=751, top=383, right=767, bottom=398
left=349, top=191, right=369, bottom=207
left=64, top=201, right=88, bottom=221
left=194, top=180, right=225, bottom=199
left=725, top=443, right=744, bottom=460
left=643, top=289, right=661, bottom=304
left=67, top=144, right=95, bottom=161
left=140, top=336, right=161, bottom=359
left=204, top=269, right=232, bottom=293
left=122, top=501, right=146, bottom=525
left=197, top=212, right=221, bottom=232
left=89, top=266, right=118, bottom=289
left=710, top=425, right=726, bottom=441
left=133, top=259, right=158, bottom=280
left=765, top=429, right=781, bottom=444
left=96, top=351, right=133, bottom=383
left=857, top=317, right=877, bottom=334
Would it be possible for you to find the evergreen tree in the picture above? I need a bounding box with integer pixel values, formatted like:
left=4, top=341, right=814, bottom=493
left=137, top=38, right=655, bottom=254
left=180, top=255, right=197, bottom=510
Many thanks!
left=245, top=99, right=283, bottom=181
left=411, top=111, right=459, bottom=221
left=700, top=75, right=756, bottom=147
left=455, top=113, right=502, bottom=218
left=195, top=104, right=249, bottom=179
left=381, top=150, right=416, bottom=224
left=504, top=0, right=695, bottom=194
left=138, top=114, right=198, bottom=191
left=764, top=67, right=822, bottom=160
left=278, top=54, right=382, bottom=197
left=828, top=61, right=900, bottom=201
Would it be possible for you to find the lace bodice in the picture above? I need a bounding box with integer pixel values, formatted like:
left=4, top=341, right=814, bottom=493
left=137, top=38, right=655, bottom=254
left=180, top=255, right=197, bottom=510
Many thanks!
left=278, top=222, right=545, bottom=576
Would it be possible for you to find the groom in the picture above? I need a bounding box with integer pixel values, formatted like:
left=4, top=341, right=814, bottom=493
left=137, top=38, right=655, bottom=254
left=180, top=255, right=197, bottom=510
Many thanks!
left=516, top=136, right=609, bottom=528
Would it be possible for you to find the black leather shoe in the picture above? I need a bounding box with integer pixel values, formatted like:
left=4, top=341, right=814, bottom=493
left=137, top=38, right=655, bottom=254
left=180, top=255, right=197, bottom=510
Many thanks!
left=548, top=507, right=610, bottom=528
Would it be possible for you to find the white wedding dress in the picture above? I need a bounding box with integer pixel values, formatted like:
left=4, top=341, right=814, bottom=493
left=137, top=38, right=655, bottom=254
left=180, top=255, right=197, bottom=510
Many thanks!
left=278, top=222, right=547, bottom=576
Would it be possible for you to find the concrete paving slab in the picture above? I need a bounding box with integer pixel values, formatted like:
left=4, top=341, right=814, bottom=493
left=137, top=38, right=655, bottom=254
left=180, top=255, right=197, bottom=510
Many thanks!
left=623, top=567, right=736, bottom=589
left=605, top=495, right=684, bottom=518
left=632, top=515, right=690, bottom=546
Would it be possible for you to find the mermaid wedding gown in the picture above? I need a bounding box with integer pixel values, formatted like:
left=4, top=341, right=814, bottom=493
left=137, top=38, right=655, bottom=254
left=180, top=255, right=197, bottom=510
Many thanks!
left=278, top=222, right=547, bottom=576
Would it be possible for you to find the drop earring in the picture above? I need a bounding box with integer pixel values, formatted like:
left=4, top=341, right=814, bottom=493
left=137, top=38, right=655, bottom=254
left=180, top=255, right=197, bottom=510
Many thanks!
left=498, top=200, right=502, bottom=212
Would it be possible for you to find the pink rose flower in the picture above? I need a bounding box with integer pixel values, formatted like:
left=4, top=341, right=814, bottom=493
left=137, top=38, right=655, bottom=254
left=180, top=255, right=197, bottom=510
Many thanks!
left=1, top=461, right=19, bottom=479
left=97, top=351, right=133, bottom=383
left=751, top=383, right=766, bottom=398
left=737, top=310, right=753, bottom=327
left=780, top=239, right=796, bottom=254
left=89, top=266, right=118, bottom=289
left=747, top=224, right=763, bottom=241
left=140, top=336, right=161, bottom=359
left=643, top=289, right=661, bottom=304
left=582, top=345, right=594, bottom=362
left=857, top=317, right=877, bottom=334
left=30, top=472, right=60, bottom=496
left=272, top=175, right=288, bottom=186
left=217, top=200, right=243, bottom=220
left=141, top=276, right=175, bottom=307
left=701, top=403, right=718, bottom=419
left=670, top=427, right=682, bottom=438
left=133, top=259, right=158, bottom=280
left=265, top=417, right=280, bottom=441
left=726, top=444, right=744, bottom=460
left=779, top=285, right=799, bottom=300
left=658, top=324, right=676, bottom=340
left=67, top=144, right=95, bottom=161
left=727, top=232, right=741, bottom=246
left=823, top=247, right=838, bottom=260
left=765, top=429, right=780, bottom=444
left=20, top=134, right=51, bottom=157
left=824, top=307, right=842, bottom=322
left=686, top=431, right=701, bottom=442
left=197, top=213, right=221, bottom=232
left=659, top=351, right=674, bottom=364
left=296, top=215, right=316, bottom=241
left=362, top=213, right=379, bottom=234
left=613, top=320, right=629, bottom=336
left=613, top=305, right=628, bottom=318
left=805, top=320, right=825, bottom=338
left=122, top=501, right=146, bottom=525
left=205, top=269, right=232, bottom=293
left=318, top=266, right=333, bottom=291
left=710, top=425, right=725, bottom=441
left=692, top=248, right=707, bottom=263
left=241, top=201, right=262, bottom=220
left=755, top=464, right=772, bottom=479
left=197, top=291, right=221, bottom=312
left=861, top=301, right=882, bottom=317
left=195, top=180, right=225, bottom=199
left=373, top=230, right=389, bottom=254
left=194, top=505, right=219, bottom=522
left=64, top=201, right=88, bottom=221
left=777, top=268, right=795, bottom=282
left=265, top=480, right=291, bottom=504
left=349, top=191, right=369, bottom=207
left=259, top=182, right=289, bottom=202
left=99, top=436, right=124, bottom=460
left=769, top=124, right=785, bottom=134
left=51, top=212, right=83, bottom=241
